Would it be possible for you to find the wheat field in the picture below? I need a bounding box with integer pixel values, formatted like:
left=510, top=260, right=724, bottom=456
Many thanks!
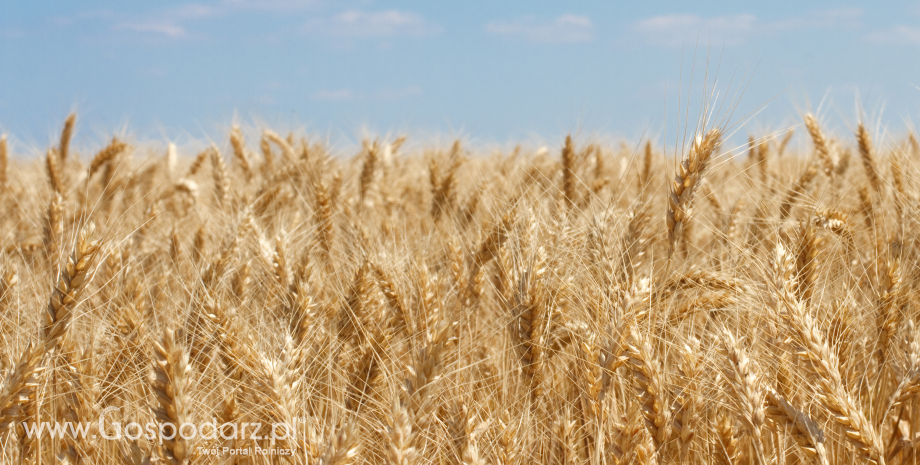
left=0, top=112, right=917, bottom=465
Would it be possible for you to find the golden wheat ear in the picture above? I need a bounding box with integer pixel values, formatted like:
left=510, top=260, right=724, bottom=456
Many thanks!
left=44, top=222, right=101, bottom=345
left=59, top=112, right=76, bottom=162
left=150, top=328, right=194, bottom=465
left=667, top=128, right=722, bottom=260
left=0, top=134, right=7, bottom=187
left=803, top=114, right=835, bottom=177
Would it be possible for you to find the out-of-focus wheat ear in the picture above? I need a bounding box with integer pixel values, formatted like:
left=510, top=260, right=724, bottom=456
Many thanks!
left=43, top=192, right=63, bottom=263
left=0, top=266, right=17, bottom=312
left=0, top=342, right=44, bottom=434
left=909, top=132, right=920, bottom=156
left=260, top=133, right=276, bottom=174
left=778, top=164, right=818, bottom=221
left=803, top=114, right=835, bottom=177
left=639, top=139, right=653, bottom=191
left=0, top=134, right=7, bottom=186
left=770, top=243, right=886, bottom=465
left=87, top=137, right=127, bottom=181
left=166, top=141, right=177, bottom=176
left=725, top=198, right=745, bottom=250
left=514, top=247, right=548, bottom=401
left=777, top=128, right=794, bottom=157
left=231, top=260, right=251, bottom=303
left=891, top=153, right=906, bottom=222
left=203, top=298, right=249, bottom=383
left=15, top=362, right=39, bottom=463
left=345, top=329, right=389, bottom=412
left=552, top=406, right=577, bottom=465
left=714, top=406, right=737, bottom=465
left=272, top=235, right=290, bottom=293
left=59, top=112, right=76, bottom=162
left=576, top=331, right=604, bottom=424
left=720, top=330, right=766, bottom=465
left=835, top=149, right=851, bottom=179
left=561, top=135, right=577, bottom=211
left=385, top=398, right=416, bottom=465
left=191, top=226, right=207, bottom=265
left=470, top=211, right=513, bottom=282
left=447, top=238, right=467, bottom=295
left=58, top=344, right=101, bottom=463
left=151, top=328, right=194, bottom=465
left=624, top=327, right=670, bottom=450
left=794, top=221, right=823, bottom=305
left=186, top=149, right=209, bottom=177
left=663, top=269, right=748, bottom=295
left=813, top=209, right=853, bottom=251
left=449, top=403, right=472, bottom=465
left=288, top=282, right=321, bottom=369
left=613, top=400, right=657, bottom=464
left=877, top=258, right=902, bottom=363
left=359, top=139, right=379, bottom=205
left=202, top=232, right=239, bottom=288
left=667, top=128, right=722, bottom=260
left=858, top=185, right=876, bottom=232
left=701, top=183, right=724, bottom=216
left=264, top=129, right=295, bottom=162
left=47, top=147, right=64, bottom=195
left=496, top=412, right=522, bottom=465
left=210, top=146, right=230, bottom=208
left=764, top=388, right=829, bottom=465
left=313, top=180, right=335, bottom=264
left=338, top=259, right=376, bottom=346
left=229, top=126, right=253, bottom=181
left=373, top=263, right=412, bottom=335
left=320, top=420, right=360, bottom=465
left=44, top=223, right=100, bottom=346
left=856, top=123, right=883, bottom=194
left=672, top=337, right=700, bottom=463
left=429, top=139, right=464, bottom=220
left=757, top=137, right=770, bottom=186
left=892, top=322, right=920, bottom=409
left=588, top=143, right=609, bottom=198
left=119, top=435, right=153, bottom=465
left=406, top=319, right=457, bottom=431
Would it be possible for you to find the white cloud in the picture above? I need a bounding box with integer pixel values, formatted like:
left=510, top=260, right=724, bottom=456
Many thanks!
left=221, top=0, right=318, bottom=12
left=168, top=3, right=220, bottom=20
left=304, top=10, right=440, bottom=38
left=485, top=14, right=593, bottom=43
left=865, top=25, right=920, bottom=46
left=312, top=89, right=355, bottom=101
left=630, top=9, right=862, bottom=48
left=632, top=14, right=755, bottom=47
left=115, top=21, right=186, bottom=38
left=768, top=8, right=861, bottom=30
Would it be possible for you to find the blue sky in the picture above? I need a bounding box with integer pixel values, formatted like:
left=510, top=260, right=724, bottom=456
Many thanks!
left=2, top=1, right=920, bottom=148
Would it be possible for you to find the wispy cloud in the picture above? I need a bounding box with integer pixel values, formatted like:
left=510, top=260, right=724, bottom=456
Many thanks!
left=632, top=14, right=756, bottom=47
left=485, top=14, right=593, bottom=43
left=115, top=21, right=186, bottom=38
left=768, top=8, right=861, bottom=30
left=303, top=10, right=440, bottom=38
left=65, top=1, right=320, bottom=41
left=222, top=0, right=319, bottom=12
left=865, top=25, right=920, bottom=46
left=631, top=9, right=862, bottom=48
